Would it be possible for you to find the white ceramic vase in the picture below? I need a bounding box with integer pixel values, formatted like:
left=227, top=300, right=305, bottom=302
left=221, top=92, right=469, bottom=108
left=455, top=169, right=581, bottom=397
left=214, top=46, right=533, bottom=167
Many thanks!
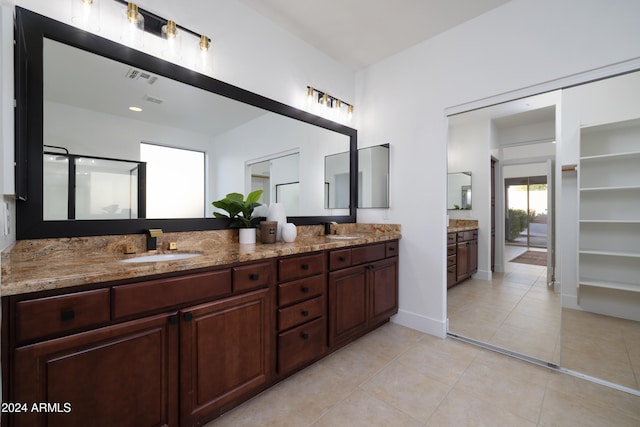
left=282, top=223, right=297, bottom=243
left=239, top=228, right=256, bottom=245
left=266, top=203, right=287, bottom=241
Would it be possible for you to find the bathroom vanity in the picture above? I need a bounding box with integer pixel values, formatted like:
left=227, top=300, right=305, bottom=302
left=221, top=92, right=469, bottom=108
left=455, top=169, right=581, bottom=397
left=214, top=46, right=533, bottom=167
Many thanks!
left=1, top=225, right=399, bottom=426
left=447, top=222, right=478, bottom=288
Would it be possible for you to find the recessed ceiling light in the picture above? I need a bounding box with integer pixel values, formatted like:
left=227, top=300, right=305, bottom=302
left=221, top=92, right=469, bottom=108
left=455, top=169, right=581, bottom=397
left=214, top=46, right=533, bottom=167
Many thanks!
left=129, top=106, right=143, bottom=112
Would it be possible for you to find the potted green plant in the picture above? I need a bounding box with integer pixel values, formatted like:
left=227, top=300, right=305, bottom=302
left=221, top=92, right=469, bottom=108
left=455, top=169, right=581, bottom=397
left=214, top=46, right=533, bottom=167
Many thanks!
left=212, top=190, right=264, bottom=244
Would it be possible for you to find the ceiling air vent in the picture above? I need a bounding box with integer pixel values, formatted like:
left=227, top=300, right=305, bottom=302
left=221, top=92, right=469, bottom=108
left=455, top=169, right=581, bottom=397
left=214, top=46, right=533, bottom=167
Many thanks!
left=125, top=68, right=158, bottom=85
left=143, top=94, right=164, bottom=105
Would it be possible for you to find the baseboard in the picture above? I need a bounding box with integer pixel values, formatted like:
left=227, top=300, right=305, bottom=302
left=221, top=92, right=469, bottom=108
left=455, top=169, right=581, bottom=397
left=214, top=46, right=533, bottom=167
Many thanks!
left=391, top=309, right=447, bottom=338
left=473, top=269, right=492, bottom=281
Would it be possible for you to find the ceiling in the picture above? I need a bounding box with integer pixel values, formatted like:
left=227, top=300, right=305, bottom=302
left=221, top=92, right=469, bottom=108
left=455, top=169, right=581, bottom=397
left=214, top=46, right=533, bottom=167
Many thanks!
left=237, top=0, right=511, bottom=69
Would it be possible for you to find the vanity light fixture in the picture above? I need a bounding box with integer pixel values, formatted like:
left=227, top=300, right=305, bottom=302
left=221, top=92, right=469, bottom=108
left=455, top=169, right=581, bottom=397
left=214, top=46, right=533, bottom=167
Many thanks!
left=306, top=86, right=354, bottom=121
left=113, top=1, right=212, bottom=59
left=71, top=0, right=100, bottom=31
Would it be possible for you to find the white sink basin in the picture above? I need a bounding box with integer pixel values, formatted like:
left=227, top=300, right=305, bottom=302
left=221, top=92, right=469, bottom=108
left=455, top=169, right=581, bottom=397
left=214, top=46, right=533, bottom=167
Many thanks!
left=325, top=235, right=362, bottom=240
left=120, top=253, right=201, bottom=263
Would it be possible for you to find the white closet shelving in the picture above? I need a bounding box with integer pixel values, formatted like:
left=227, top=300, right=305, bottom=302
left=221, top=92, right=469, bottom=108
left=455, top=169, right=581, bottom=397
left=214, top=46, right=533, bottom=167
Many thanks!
left=578, top=118, right=640, bottom=294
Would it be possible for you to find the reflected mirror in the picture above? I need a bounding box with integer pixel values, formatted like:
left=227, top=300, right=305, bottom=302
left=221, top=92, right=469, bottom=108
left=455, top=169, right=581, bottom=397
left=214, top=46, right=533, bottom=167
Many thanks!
left=15, top=8, right=356, bottom=239
left=324, top=151, right=350, bottom=209
left=358, top=144, right=389, bottom=208
left=447, top=172, right=472, bottom=210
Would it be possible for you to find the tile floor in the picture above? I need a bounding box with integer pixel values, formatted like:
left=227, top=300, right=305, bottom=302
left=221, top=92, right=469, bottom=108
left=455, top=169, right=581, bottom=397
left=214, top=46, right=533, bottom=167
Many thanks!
left=448, top=244, right=640, bottom=390
left=448, top=246, right=561, bottom=364
left=207, top=322, right=640, bottom=426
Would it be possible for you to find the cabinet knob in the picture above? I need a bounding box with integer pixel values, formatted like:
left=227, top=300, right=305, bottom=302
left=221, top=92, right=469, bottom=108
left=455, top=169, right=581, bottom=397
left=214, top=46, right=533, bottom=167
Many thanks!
left=301, top=263, right=310, bottom=270
left=184, top=312, right=193, bottom=322
left=301, top=332, right=309, bottom=340
left=250, top=273, right=260, bottom=281
left=169, top=314, right=179, bottom=325
left=367, top=265, right=375, bottom=270
left=301, top=286, right=310, bottom=293
left=339, top=256, right=346, bottom=262
left=301, top=310, right=309, bottom=317
left=388, top=246, right=395, bottom=252
left=60, top=309, right=75, bottom=322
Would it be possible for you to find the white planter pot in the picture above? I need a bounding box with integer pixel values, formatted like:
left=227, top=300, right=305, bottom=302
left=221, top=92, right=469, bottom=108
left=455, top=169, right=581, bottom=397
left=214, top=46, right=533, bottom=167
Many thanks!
left=239, top=228, right=256, bottom=245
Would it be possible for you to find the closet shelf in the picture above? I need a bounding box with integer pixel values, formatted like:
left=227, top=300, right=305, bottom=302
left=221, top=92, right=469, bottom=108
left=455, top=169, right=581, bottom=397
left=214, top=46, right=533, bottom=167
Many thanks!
left=579, top=185, right=640, bottom=192
left=578, top=279, right=640, bottom=293
left=579, top=249, right=640, bottom=258
left=580, top=150, right=640, bottom=161
left=579, top=219, right=640, bottom=224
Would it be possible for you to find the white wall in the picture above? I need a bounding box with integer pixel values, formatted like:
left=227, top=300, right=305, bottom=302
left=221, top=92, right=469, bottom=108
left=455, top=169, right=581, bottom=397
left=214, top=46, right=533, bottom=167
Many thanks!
left=355, top=0, right=640, bottom=336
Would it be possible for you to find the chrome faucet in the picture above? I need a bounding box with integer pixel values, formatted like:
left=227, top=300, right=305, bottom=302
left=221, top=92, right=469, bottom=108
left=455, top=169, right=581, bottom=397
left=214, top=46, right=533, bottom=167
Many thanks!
left=146, top=229, right=163, bottom=251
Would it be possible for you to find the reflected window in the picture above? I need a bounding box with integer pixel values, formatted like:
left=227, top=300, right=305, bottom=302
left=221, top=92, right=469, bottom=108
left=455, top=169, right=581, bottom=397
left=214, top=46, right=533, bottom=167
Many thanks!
left=140, top=143, right=205, bottom=218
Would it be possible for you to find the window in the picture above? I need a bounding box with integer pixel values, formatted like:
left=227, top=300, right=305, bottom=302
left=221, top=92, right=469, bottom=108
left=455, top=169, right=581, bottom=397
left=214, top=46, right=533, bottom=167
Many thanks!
left=140, top=143, right=205, bottom=218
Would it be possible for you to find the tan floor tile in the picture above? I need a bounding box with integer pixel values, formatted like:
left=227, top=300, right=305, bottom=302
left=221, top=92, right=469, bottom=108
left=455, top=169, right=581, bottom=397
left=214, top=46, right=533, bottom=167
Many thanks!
left=546, top=371, right=640, bottom=422
left=489, top=324, right=558, bottom=362
left=360, top=361, right=450, bottom=423
left=455, top=350, right=548, bottom=422
left=539, top=387, right=640, bottom=427
left=311, top=389, right=423, bottom=427
left=316, top=341, right=390, bottom=387
left=426, top=388, right=536, bottom=427
left=396, top=336, right=479, bottom=386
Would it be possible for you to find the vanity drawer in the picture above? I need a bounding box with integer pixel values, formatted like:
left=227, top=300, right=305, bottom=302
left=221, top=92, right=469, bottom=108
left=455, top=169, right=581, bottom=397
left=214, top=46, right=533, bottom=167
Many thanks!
left=16, top=288, right=110, bottom=342
left=329, top=249, right=352, bottom=270
left=233, top=261, right=274, bottom=292
left=112, top=270, right=231, bottom=319
left=447, top=266, right=457, bottom=287
left=385, top=241, right=399, bottom=258
left=351, top=243, right=386, bottom=266
left=447, top=244, right=456, bottom=256
left=447, top=255, right=456, bottom=267
left=278, top=253, right=324, bottom=282
left=447, top=233, right=456, bottom=245
left=278, top=296, right=324, bottom=331
left=278, top=316, right=325, bottom=374
left=278, top=275, right=325, bottom=306
left=457, top=230, right=475, bottom=242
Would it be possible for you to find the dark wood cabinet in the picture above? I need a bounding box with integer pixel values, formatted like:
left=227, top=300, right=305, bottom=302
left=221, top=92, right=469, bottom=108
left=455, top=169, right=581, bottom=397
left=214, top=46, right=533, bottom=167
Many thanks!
left=4, top=241, right=399, bottom=426
left=14, top=313, right=179, bottom=427
left=328, top=242, right=398, bottom=347
left=180, top=289, right=270, bottom=426
left=448, top=229, right=478, bottom=288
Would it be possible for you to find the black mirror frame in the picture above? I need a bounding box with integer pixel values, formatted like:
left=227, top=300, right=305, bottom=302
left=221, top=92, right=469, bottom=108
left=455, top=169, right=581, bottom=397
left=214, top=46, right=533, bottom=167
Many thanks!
left=15, top=8, right=357, bottom=240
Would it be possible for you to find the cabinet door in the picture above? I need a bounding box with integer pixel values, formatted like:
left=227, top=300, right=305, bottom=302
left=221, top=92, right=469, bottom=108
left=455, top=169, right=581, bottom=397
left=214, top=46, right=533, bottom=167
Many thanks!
left=180, top=289, right=270, bottom=426
left=457, top=242, right=469, bottom=281
left=369, top=258, right=399, bottom=325
left=328, top=266, right=368, bottom=346
left=14, top=314, right=179, bottom=427
left=469, top=238, right=478, bottom=274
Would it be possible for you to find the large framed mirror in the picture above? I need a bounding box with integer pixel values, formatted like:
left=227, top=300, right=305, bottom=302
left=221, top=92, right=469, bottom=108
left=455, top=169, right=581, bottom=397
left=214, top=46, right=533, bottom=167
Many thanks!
left=15, top=8, right=357, bottom=239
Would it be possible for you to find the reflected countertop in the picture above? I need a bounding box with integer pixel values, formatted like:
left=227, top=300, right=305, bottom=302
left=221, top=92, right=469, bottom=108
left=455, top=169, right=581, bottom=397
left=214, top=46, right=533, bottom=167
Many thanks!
left=1, top=224, right=400, bottom=296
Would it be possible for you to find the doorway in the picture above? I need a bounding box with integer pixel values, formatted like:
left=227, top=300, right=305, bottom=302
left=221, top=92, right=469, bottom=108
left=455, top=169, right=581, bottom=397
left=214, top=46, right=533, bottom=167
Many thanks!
left=505, top=175, right=548, bottom=250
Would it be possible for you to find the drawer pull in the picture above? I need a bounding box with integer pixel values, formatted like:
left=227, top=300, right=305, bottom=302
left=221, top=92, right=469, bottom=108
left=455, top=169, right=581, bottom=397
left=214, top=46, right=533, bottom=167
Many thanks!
left=60, top=309, right=75, bottom=322
left=301, top=286, right=310, bottom=293
left=367, top=265, right=375, bottom=270
left=250, top=273, right=260, bottom=281
left=301, top=263, right=310, bottom=270
left=301, top=332, right=309, bottom=340
left=184, top=312, right=193, bottom=322
left=339, top=256, right=346, bottom=262
left=301, top=310, right=309, bottom=317
left=388, top=247, right=396, bottom=251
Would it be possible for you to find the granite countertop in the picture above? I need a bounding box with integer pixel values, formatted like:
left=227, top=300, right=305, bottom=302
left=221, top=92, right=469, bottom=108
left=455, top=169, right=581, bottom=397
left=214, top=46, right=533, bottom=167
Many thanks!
left=447, top=219, right=478, bottom=233
left=1, top=224, right=400, bottom=297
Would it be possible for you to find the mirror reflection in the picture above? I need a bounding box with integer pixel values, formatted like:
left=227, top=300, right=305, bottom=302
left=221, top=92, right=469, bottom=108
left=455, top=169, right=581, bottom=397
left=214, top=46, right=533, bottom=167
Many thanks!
left=42, top=38, right=350, bottom=221
left=324, top=151, right=350, bottom=209
left=447, top=172, right=472, bottom=210
left=358, top=144, right=389, bottom=208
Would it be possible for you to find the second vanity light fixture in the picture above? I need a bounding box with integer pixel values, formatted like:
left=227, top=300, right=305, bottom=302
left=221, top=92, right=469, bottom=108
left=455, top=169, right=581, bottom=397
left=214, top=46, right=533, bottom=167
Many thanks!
left=307, top=86, right=354, bottom=121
